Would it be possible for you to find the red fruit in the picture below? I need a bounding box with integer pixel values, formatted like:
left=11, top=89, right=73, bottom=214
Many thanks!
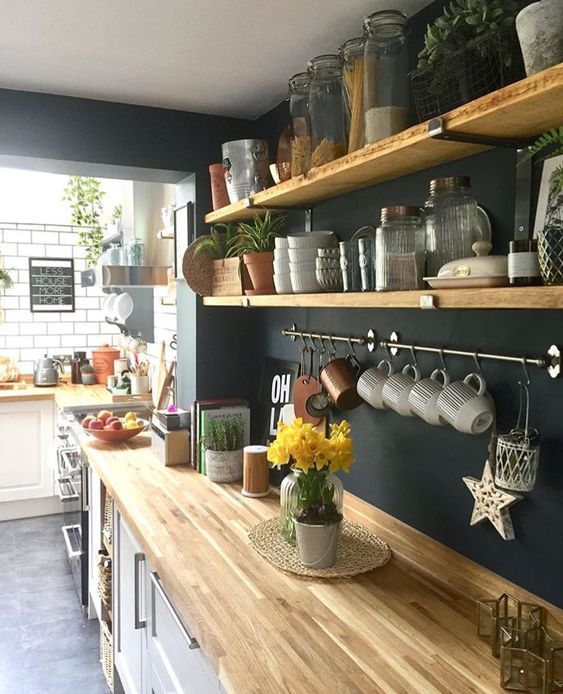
left=105, top=417, right=119, bottom=425
left=97, top=410, right=113, bottom=424
left=89, top=418, right=104, bottom=430
left=82, top=416, right=95, bottom=429
left=109, top=420, right=123, bottom=431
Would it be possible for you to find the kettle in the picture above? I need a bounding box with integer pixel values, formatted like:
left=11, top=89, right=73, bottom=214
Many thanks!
left=33, top=355, right=63, bottom=387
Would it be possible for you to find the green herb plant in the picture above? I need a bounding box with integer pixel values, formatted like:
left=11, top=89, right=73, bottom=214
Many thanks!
left=203, top=417, right=245, bottom=452
left=62, top=176, right=106, bottom=267
left=232, top=210, right=285, bottom=256
left=195, top=223, right=240, bottom=259
left=294, top=469, right=343, bottom=526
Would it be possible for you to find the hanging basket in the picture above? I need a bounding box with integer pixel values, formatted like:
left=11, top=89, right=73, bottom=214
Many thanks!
left=494, top=383, right=540, bottom=493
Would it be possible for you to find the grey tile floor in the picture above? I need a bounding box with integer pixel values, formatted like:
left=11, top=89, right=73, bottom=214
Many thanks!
left=0, top=514, right=110, bottom=694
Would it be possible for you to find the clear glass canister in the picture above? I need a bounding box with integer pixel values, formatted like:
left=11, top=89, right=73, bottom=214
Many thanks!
left=376, top=206, right=425, bottom=291
left=280, top=468, right=344, bottom=544
left=126, top=238, right=145, bottom=266
left=106, top=243, right=124, bottom=265
left=425, top=176, right=480, bottom=277
left=288, top=72, right=311, bottom=177
left=308, top=54, right=346, bottom=168
left=363, top=10, right=410, bottom=145
left=340, top=37, right=366, bottom=153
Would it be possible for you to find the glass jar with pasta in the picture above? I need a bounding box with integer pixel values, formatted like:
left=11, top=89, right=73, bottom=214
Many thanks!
left=308, top=54, right=346, bottom=168
left=288, top=71, right=311, bottom=177
left=340, top=36, right=366, bottom=153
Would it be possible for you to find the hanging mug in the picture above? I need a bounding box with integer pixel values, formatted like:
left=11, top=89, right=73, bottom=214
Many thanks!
left=381, top=364, right=421, bottom=417
left=320, top=351, right=362, bottom=411
left=436, top=372, right=494, bottom=435
left=357, top=360, right=394, bottom=410
left=408, top=368, right=451, bottom=426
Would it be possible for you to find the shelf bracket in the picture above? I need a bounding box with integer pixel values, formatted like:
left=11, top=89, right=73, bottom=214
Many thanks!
left=428, top=117, right=534, bottom=150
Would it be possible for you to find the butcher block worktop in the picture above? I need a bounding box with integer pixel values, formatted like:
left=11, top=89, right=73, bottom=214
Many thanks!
left=80, top=432, right=563, bottom=694
left=0, top=382, right=136, bottom=408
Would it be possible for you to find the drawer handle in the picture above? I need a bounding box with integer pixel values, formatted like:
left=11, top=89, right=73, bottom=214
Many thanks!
left=134, top=552, right=147, bottom=630
left=62, top=524, right=81, bottom=559
left=150, top=572, right=199, bottom=650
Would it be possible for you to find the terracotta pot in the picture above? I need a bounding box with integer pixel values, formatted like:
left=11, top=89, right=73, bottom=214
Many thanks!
left=92, top=344, right=120, bottom=385
left=243, top=251, right=275, bottom=295
left=208, top=163, right=230, bottom=211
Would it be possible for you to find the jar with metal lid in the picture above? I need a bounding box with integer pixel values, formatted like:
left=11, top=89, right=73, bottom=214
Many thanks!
left=425, top=176, right=480, bottom=277
left=288, top=72, right=311, bottom=177
left=308, top=55, right=346, bottom=168
left=340, top=37, right=366, bottom=153
left=376, top=206, right=425, bottom=291
left=363, top=10, right=410, bottom=145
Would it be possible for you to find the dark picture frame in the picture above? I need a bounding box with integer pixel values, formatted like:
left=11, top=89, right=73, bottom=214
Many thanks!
left=28, top=257, right=75, bottom=313
left=256, top=357, right=300, bottom=446
left=174, top=202, right=195, bottom=279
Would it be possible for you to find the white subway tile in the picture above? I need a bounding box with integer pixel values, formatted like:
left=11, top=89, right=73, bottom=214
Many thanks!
left=32, top=312, right=60, bottom=322
left=6, top=335, right=33, bottom=348
left=19, top=224, right=45, bottom=231
left=0, top=243, right=17, bottom=256
left=19, top=297, right=31, bottom=309
left=4, top=256, right=29, bottom=270
left=0, top=297, right=19, bottom=309
left=32, top=231, right=59, bottom=245
left=44, top=244, right=72, bottom=258
left=1, top=348, right=20, bottom=360
left=18, top=270, right=29, bottom=284
left=18, top=361, right=34, bottom=374
left=0, top=223, right=16, bottom=229
left=47, top=323, right=74, bottom=335
left=88, top=334, right=114, bottom=346
left=0, top=336, right=5, bottom=349
left=4, top=309, right=33, bottom=322
left=58, top=232, right=76, bottom=245
left=34, top=335, right=61, bottom=348
left=60, top=310, right=86, bottom=322
left=3, top=229, right=30, bottom=243
left=75, top=297, right=101, bottom=310
left=18, top=243, right=45, bottom=257
left=73, top=246, right=87, bottom=259
left=21, top=322, right=47, bottom=335
left=73, top=258, right=86, bottom=272
left=5, top=282, right=28, bottom=296
left=19, top=348, right=45, bottom=361
left=87, top=310, right=105, bottom=322
left=0, top=323, right=19, bottom=335
left=74, top=286, right=86, bottom=297
left=74, top=322, right=98, bottom=334
left=62, top=334, right=86, bottom=348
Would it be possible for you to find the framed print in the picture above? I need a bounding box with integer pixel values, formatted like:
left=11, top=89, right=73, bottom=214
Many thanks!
left=256, top=357, right=300, bottom=446
left=174, top=202, right=194, bottom=279
left=29, top=258, right=75, bottom=312
left=533, top=153, right=563, bottom=237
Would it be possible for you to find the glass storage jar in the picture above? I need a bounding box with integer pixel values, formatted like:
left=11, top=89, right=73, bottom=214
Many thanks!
left=308, top=55, right=346, bottom=168
left=125, top=238, right=145, bottom=266
left=106, top=243, right=124, bottom=265
left=288, top=72, right=311, bottom=177
left=363, top=10, right=410, bottom=145
left=340, top=37, right=366, bottom=153
left=280, top=467, right=344, bottom=544
left=376, top=206, right=425, bottom=291
left=425, top=176, right=480, bottom=277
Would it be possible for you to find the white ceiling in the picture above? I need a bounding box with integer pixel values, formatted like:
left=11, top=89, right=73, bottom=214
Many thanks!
left=0, top=0, right=432, bottom=120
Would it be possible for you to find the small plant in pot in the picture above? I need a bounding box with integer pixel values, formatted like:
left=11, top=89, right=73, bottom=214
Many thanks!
left=80, top=363, right=97, bottom=386
left=232, top=210, right=285, bottom=295
left=268, top=419, right=355, bottom=568
left=203, top=416, right=245, bottom=483
left=195, top=223, right=246, bottom=296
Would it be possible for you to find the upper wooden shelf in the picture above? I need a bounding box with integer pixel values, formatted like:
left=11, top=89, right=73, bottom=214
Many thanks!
left=205, top=63, right=563, bottom=225
left=202, top=286, right=563, bottom=310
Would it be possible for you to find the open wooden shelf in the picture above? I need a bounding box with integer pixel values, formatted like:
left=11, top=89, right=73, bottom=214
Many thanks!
left=205, top=63, right=563, bottom=225
left=202, top=286, right=563, bottom=310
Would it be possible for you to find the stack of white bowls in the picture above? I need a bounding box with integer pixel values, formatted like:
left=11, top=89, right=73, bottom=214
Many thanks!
left=273, top=237, right=292, bottom=294
left=288, top=231, right=337, bottom=293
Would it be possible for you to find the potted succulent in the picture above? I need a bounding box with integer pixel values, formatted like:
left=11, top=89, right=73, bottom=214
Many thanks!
left=80, top=362, right=97, bottom=386
left=232, top=210, right=285, bottom=295
left=516, top=0, right=563, bottom=77
left=195, top=223, right=246, bottom=295
left=268, top=419, right=355, bottom=567
left=203, top=416, right=245, bottom=483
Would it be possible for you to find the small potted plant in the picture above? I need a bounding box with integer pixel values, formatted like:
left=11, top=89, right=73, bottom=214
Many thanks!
left=195, top=223, right=245, bottom=295
left=232, top=210, right=285, bottom=295
left=268, top=419, right=355, bottom=568
left=80, top=363, right=97, bottom=385
left=203, top=416, right=245, bottom=483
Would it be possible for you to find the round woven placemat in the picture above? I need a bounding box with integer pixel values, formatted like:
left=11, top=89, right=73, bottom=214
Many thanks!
left=182, top=235, right=215, bottom=296
left=248, top=518, right=392, bottom=578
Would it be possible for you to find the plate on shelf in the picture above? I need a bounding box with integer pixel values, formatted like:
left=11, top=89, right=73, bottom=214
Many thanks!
left=424, top=275, right=509, bottom=289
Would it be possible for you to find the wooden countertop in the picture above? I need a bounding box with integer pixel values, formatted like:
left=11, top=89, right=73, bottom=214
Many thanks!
left=0, top=382, right=135, bottom=409
left=81, top=433, right=563, bottom=694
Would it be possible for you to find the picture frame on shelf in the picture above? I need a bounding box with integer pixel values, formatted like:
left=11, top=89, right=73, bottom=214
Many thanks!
left=533, top=153, right=563, bottom=237
left=174, top=202, right=194, bottom=279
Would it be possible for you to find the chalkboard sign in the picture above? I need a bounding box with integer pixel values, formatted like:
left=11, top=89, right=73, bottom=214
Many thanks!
left=29, top=258, right=75, bottom=313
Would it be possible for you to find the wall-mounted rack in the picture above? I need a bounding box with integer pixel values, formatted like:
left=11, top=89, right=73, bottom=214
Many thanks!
left=282, top=324, right=377, bottom=351
left=382, top=332, right=561, bottom=380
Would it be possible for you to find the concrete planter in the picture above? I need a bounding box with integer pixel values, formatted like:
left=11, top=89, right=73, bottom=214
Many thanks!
left=81, top=373, right=97, bottom=385
left=205, top=448, right=243, bottom=483
left=516, top=0, right=563, bottom=76
left=293, top=519, right=341, bottom=568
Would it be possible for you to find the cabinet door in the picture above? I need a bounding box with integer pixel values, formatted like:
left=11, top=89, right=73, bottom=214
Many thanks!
left=88, top=466, right=102, bottom=620
left=0, top=399, right=55, bottom=502
left=114, top=509, right=147, bottom=694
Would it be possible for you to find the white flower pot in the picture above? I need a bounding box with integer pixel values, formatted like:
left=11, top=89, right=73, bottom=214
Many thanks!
left=293, top=520, right=341, bottom=568
left=205, top=449, right=243, bottom=483
left=516, top=0, right=563, bottom=76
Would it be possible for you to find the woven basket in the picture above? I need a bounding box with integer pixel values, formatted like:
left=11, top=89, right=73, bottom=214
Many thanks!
left=100, top=620, right=113, bottom=689
left=97, top=552, right=112, bottom=608
left=103, top=492, right=113, bottom=547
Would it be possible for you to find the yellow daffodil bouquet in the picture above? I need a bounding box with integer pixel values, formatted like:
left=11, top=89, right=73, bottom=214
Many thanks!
left=268, top=419, right=354, bottom=525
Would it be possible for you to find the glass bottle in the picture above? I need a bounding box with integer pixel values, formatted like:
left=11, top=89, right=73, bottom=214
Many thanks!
left=308, top=55, right=346, bottom=168
left=340, top=37, right=366, bottom=153
left=288, top=72, right=311, bottom=177
left=126, top=238, right=145, bottom=266
left=363, top=10, right=410, bottom=145
left=425, top=176, right=480, bottom=277
left=106, top=243, right=124, bottom=265
left=280, top=467, right=344, bottom=544
left=376, top=206, right=425, bottom=291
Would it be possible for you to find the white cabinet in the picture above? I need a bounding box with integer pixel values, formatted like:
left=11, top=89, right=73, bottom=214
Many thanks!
left=114, top=508, right=147, bottom=694
left=88, top=465, right=102, bottom=620
left=0, top=399, right=55, bottom=503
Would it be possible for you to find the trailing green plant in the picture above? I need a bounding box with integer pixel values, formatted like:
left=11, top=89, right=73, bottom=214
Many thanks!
left=111, top=204, right=123, bottom=221
left=519, top=127, right=563, bottom=165
left=195, top=223, right=239, bottom=259
left=232, top=210, right=285, bottom=256
left=62, top=176, right=106, bottom=267
left=294, top=469, right=343, bottom=525
left=0, top=268, right=13, bottom=289
left=203, top=417, right=244, bottom=452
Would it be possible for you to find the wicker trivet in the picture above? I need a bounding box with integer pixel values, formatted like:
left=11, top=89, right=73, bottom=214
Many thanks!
left=248, top=518, right=392, bottom=578
left=182, top=235, right=215, bottom=296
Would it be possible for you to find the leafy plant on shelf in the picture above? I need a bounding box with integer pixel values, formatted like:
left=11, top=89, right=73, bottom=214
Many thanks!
left=62, top=176, right=106, bottom=267
left=268, top=419, right=354, bottom=525
left=232, top=210, right=285, bottom=256
left=195, top=223, right=240, bottom=259
left=203, top=416, right=244, bottom=452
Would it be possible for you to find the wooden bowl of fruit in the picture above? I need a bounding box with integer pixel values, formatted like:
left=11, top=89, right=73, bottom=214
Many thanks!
left=81, top=410, right=148, bottom=442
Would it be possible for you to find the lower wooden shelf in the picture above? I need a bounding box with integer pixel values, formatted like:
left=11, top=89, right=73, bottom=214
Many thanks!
left=201, top=285, right=563, bottom=310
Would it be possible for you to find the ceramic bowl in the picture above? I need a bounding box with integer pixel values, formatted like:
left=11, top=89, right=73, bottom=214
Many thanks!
left=274, top=248, right=289, bottom=260
left=317, top=247, right=340, bottom=259
left=275, top=237, right=289, bottom=249
left=287, top=231, right=337, bottom=249
left=290, top=270, right=322, bottom=293
left=288, top=247, right=318, bottom=264
left=273, top=258, right=290, bottom=275
left=315, top=257, right=340, bottom=270
left=289, top=260, right=316, bottom=272
left=85, top=419, right=148, bottom=442
left=274, top=272, right=293, bottom=294
left=316, top=268, right=343, bottom=292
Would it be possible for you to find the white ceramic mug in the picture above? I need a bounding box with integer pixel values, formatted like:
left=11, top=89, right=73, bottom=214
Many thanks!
left=130, top=374, right=150, bottom=395
left=356, top=360, right=394, bottom=410
left=381, top=364, right=421, bottom=417
left=436, top=372, right=494, bottom=434
left=408, top=369, right=450, bottom=426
